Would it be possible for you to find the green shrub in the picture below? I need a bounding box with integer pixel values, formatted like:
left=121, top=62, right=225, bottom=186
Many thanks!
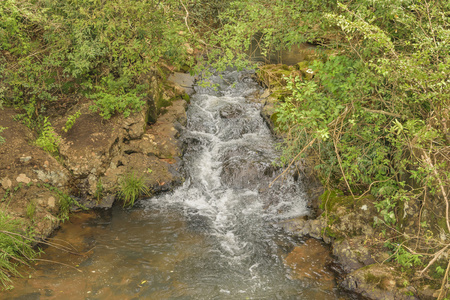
left=35, top=117, right=60, bottom=155
left=89, top=75, right=147, bottom=120
left=62, top=111, right=81, bottom=132
left=117, top=172, right=150, bottom=207
left=0, top=0, right=194, bottom=125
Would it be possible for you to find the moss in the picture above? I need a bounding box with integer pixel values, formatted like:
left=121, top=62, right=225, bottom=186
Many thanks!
left=321, top=225, right=344, bottom=240
left=319, top=189, right=355, bottom=212
left=365, top=272, right=382, bottom=284
left=364, top=272, right=390, bottom=290
left=437, top=217, right=450, bottom=233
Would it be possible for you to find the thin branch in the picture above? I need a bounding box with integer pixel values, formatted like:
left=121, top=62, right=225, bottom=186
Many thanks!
left=269, top=137, right=316, bottom=187
left=437, top=258, right=450, bottom=300
left=419, top=244, right=450, bottom=276
left=422, top=151, right=450, bottom=233
left=179, top=0, right=193, bottom=36
left=34, top=259, right=83, bottom=273
left=361, top=107, right=403, bottom=118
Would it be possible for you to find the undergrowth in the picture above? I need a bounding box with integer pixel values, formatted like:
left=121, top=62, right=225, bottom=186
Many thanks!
left=0, top=211, right=38, bottom=290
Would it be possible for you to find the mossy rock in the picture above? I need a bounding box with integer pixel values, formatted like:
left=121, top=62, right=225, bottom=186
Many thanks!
left=319, top=189, right=355, bottom=212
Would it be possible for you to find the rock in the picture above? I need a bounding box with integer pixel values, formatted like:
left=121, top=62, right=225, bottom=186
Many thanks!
left=20, top=156, right=32, bottom=163
left=16, top=173, right=31, bottom=184
left=278, top=217, right=330, bottom=243
left=123, top=112, right=146, bottom=140
left=284, top=238, right=334, bottom=281
left=1, top=177, right=12, bottom=189
left=341, top=264, right=419, bottom=300
left=34, top=169, right=68, bottom=187
left=48, top=196, right=56, bottom=208
left=168, top=72, right=196, bottom=96
left=333, top=238, right=376, bottom=273
left=184, top=43, right=194, bottom=55
left=219, top=104, right=243, bottom=119
left=220, top=146, right=277, bottom=189
left=96, top=194, right=115, bottom=209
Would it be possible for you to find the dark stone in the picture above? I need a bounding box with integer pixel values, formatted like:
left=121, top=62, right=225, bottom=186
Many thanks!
left=219, top=104, right=243, bottom=119
left=220, top=146, right=277, bottom=189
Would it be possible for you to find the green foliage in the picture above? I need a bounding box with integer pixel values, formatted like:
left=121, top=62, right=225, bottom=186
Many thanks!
left=26, top=201, right=36, bottom=220
left=41, top=184, right=86, bottom=221
left=94, top=178, right=103, bottom=203
left=0, top=127, right=6, bottom=144
left=35, top=117, right=60, bottom=155
left=0, top=210, right=37, bottom=290
left=385, top=242, right=422, bottom=270
left=89, top=75, right=146, bottom=120
left=117, top=172, right=150, bottom=207
left=1, top=0, right=195, bottom=124
left=62, top=111, right=81, bottom=133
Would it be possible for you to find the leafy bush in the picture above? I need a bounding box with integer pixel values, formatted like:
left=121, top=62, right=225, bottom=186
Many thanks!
left=117, top=172, right=150, bottom=207
left=62, top=111, right=81, bottom=133
left=89, top=75, right=146, bottom=120
left=35, top=117, right=60, bottom=155
left=1, top=0, right=194, bottom=124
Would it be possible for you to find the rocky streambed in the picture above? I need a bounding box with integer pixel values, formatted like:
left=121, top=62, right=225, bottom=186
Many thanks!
left=0, top=64, right=435, bottom=299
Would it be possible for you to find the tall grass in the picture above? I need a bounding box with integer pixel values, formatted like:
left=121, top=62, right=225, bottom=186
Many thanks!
left=0, top=211, right=37, bottom=290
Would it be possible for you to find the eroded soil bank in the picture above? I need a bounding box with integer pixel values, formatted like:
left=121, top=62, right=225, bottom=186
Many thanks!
left=0, top=70, right=194, bottom=239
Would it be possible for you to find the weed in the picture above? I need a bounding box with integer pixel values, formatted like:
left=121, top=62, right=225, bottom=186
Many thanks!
left=26, top=201, right=36, bottom=220
left=94, top=178, right=103, bottom=203
left=62, top=111, right=81, bottom=133
left=117, top=172, right=150, bottom=207
left=41, top=184, right=87, bottom=221
left=35, top=117, right=60, bottom=155
left=0, top=127, right=7, bottom=144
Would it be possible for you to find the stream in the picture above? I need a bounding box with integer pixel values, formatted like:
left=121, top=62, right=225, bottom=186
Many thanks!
left=3, top=70, right=348, bottom=300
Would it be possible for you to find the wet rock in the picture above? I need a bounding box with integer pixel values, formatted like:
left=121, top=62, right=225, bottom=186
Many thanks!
left=284, top=238, right=334, bottom=282
left=260, top=99, right=277, bottom=134
left=220, top=146, right=277, bottom=189
left=341, top=264, right=419, bottom=300
left=219, top=104, right=243, bottom=119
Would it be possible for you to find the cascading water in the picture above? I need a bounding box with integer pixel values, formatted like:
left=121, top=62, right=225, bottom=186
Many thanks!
left=131, top=70, right=338, bottom=299
left=2, top=70, right=345, bottom=300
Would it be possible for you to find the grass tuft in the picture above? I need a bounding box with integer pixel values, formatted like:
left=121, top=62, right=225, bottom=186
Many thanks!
left=117, top=171, right=150, bottom=207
